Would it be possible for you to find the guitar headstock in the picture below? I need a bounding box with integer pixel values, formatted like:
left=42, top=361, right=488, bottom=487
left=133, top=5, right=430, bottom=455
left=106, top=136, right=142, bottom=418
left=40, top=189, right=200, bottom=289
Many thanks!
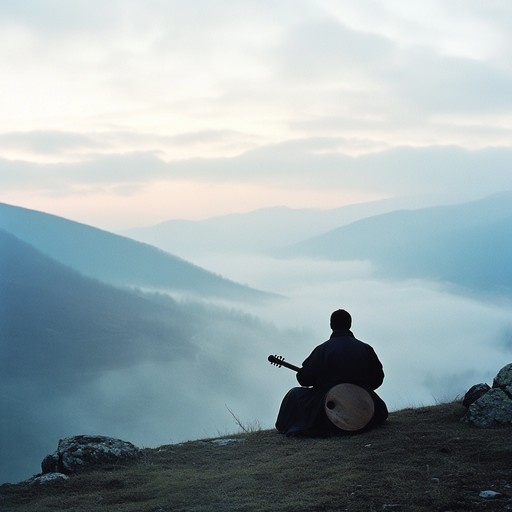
left=268, top=354, right=285, bottom=367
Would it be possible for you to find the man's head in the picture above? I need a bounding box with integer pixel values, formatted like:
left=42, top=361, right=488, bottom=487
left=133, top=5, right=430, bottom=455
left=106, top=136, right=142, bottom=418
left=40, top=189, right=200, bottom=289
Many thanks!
left=330, top=309, right=352, bottom=331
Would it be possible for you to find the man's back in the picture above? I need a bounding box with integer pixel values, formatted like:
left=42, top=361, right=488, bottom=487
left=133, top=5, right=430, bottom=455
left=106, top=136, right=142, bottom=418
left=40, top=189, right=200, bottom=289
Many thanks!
left=297, top=331, right=384, bottom=391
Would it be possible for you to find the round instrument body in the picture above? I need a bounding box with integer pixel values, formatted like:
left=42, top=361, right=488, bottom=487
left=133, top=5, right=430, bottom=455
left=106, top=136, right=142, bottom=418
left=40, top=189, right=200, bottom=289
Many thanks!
left=324, top=383, right=375, bottom=432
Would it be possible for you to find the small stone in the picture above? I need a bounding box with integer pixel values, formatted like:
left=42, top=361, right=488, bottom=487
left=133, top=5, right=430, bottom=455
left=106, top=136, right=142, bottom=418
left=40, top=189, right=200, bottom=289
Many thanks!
left=30, top=472, right=69, bottom=485
left=479, top=490, right=502, bottom=499
left=210, top=438, right=245, bottom=446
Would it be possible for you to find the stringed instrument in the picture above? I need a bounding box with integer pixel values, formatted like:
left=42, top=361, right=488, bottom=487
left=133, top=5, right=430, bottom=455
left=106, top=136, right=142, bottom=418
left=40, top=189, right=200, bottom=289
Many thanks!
left=268, top=354, right=300, bottom=372
left=267, top=353, right=375, bottom=432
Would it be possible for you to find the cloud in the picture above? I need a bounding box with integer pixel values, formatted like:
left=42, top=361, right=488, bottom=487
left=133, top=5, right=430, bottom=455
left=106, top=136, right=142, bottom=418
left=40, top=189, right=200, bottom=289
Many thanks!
left=0, top=153, right=166, bottom=193
left=0, top=0, right=135, bottom=37
left=0, top=130, right=262, bottom=163
left=2, top=2, right=512, bottom=224
left=173, top=143, right=512, bottom=203
left=387, top=50, right=512, bottom=115
left=2, top=143, right=512, bottom=207
left=274, top=13, right=512, bottom=122
left=0, top=130, right=104, bottom=154
left=2, top=1, right=511, bottom=146
left=277, top=18, right=394, bottom=82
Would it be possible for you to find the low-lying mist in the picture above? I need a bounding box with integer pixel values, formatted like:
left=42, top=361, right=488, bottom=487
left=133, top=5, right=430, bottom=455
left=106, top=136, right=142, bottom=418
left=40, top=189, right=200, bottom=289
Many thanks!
left=3, top=251, right=510, bottom=486
left=190, top=252, right=512, bottom=410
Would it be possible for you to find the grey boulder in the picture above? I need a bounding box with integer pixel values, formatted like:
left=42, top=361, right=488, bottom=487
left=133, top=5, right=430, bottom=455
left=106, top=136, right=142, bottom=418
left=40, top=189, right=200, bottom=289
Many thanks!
left=41, top=435, right=143, bottom=475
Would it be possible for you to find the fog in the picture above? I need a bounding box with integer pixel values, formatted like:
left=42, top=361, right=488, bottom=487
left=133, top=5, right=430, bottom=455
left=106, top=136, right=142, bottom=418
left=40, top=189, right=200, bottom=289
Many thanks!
left=190, top=252, right=512, bottom=410
left=3, top=243, right=511, bottom=485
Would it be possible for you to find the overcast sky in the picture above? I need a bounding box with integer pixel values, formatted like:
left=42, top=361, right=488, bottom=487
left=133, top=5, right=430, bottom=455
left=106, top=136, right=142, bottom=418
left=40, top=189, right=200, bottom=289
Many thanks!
left=1, top=0, right=512, bottom=229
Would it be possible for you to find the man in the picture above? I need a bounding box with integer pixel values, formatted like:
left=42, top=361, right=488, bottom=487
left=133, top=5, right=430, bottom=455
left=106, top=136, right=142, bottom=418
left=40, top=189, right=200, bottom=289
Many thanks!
left=276, top=309, right=388, bottom=436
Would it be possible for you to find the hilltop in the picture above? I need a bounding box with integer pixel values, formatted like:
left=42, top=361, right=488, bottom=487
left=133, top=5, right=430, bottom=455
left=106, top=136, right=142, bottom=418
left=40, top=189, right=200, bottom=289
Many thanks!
left=1, top=402, right=510, bottom=512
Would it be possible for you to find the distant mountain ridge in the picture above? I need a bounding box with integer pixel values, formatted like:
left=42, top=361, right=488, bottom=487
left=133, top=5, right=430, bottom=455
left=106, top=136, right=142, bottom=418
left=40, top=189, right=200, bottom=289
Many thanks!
left=122, top=196, right=432, bottom=258
left=281, top=191, right=512, bottom=295
left=0, top=202, right=273, bottom=303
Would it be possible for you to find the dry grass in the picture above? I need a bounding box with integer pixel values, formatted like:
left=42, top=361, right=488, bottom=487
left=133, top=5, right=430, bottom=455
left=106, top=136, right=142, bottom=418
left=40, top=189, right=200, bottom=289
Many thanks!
left=1, top=402, right=511, bottom=512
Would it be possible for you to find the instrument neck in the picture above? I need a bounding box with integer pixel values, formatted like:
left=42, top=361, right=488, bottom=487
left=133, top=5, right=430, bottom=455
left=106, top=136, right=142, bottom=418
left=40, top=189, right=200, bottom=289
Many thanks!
left=280, top=360, right=300, bottom=372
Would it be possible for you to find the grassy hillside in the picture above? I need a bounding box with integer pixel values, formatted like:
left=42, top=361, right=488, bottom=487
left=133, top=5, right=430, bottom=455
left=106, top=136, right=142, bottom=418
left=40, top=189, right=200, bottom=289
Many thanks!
left=1, top=402, right=510, bottom=512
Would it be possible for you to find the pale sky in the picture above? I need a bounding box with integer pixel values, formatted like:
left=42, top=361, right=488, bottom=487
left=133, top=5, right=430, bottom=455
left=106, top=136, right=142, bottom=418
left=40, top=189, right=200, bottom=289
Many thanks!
left=1, top=0, right=512, bottom=229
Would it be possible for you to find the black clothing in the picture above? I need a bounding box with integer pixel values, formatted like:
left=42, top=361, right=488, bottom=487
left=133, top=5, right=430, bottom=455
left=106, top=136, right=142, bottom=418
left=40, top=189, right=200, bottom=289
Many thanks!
left=276, top=329, right=388, bottom=436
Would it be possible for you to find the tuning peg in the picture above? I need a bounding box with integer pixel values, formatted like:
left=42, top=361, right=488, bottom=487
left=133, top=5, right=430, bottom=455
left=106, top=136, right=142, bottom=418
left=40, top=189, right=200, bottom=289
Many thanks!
left=268, top=354, right=284, bottom=366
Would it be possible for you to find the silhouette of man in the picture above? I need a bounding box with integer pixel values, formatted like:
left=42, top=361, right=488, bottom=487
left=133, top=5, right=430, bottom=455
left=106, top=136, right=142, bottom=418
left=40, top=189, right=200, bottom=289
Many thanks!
left=276, top=309, right=388, bottom=436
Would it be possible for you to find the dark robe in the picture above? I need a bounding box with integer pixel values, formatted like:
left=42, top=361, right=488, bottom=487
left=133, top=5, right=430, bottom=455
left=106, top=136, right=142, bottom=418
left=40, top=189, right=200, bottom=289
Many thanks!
left=276, top=329, right=388, bottom=436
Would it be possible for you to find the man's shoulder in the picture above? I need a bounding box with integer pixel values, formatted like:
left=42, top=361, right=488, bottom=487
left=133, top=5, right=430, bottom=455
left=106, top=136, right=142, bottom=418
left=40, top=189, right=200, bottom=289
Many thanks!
left=328, top=334, right=376, bottom=352
left=329, top=332, right=364, bottom=344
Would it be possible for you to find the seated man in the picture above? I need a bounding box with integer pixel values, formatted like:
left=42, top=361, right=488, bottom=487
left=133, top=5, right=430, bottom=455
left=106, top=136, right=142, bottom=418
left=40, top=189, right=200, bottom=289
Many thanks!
left=276, top=309, right=388, bottom=436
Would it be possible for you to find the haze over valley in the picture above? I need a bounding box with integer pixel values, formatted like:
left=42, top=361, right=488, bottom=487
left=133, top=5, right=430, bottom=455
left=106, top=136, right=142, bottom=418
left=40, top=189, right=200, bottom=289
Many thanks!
left=2, top=194, right=511, bottom=484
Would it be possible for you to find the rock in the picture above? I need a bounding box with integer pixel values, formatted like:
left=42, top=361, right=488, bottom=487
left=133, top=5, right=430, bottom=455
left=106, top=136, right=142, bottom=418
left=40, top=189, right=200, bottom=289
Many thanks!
left=462, top=363, right=512, bottom=427
left=493, top=362, right=512, bottom=393
left=210, top=438, right=245, bottom=446
left=30, top=472, right=69, bottom=485
left=41, top=453, right=59, bottom=474
left=41, top=435, right=142, bottom=475
left=479, top=490, right=502, bottom=499
left=463, top=388, right=512, bottom=427
left=462, top=383, right=491, bottom=407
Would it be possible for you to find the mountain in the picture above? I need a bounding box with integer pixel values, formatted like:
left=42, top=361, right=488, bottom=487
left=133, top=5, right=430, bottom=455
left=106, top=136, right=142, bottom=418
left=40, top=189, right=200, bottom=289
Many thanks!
left=281, top=192, right=512, bottom=295
left=0, top=203, right=273, bottom=303
left=0, top=228, right=195, bottom=381
left=0, top=228, right=196, bottom=483
left=0, top=228, right=299, bottom=484
left=122, top=196, right=432, bottom=258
